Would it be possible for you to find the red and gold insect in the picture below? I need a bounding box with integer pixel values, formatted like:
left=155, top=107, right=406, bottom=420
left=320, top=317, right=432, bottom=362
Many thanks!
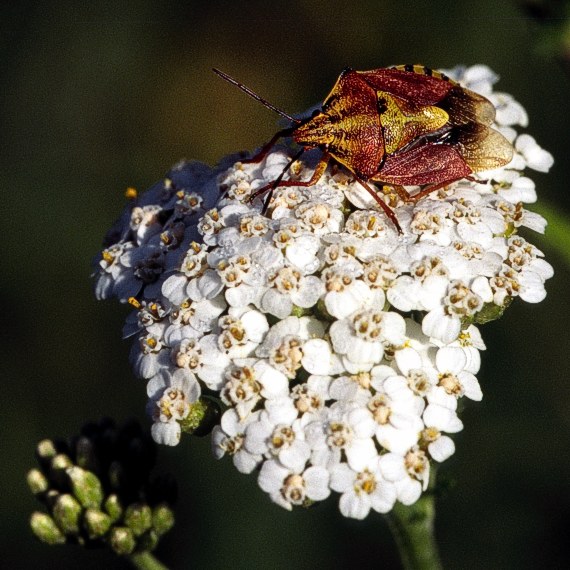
left=214, top=65, right=513, bottom=233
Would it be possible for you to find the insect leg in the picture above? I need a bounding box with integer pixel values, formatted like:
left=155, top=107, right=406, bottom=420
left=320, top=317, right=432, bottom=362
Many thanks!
left=404, top=176, right=465, bottom=202
left=351, top=174, right=403, bottom=234
left=241, top=127, right=296, bottom=164
left=249, top=152, right=331, bottom=206
left=259, top=148, right=305, bottom=213
left=403, top=170, right=487, bottom=202
left=384, top=185, right=412, bottom=203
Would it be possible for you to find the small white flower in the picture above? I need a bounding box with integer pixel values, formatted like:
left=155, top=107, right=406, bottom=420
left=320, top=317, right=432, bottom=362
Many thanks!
left=394, top=343, right=439, bottom=400
left=329, top=372, right=371, bottom=405
left=261, top=266, right=324, bottom=318
left=307, top=406, right=378, bottom=472
left=330, top=309, right=406, bottom=372
left=489, top=92, right=528, bottom=127
left=129, top=205, right=163, bottom=245
left=301, top=338, right=345, bottom=376
left=428, top=346, right=483, bottom=409
left=495, top=199, right=547, bottom=233
left=291, top=376, right=331, bottom=418
left=94, top=241, right=136, bottom=301
left=147, top=368, right=201, bottom=446
left=330, top=458, right=397, bottom=519
left=450, top=64, right=498, bottom=95
left=388, top=255, right=450, bottom=313
left=496, top=176, right=537, bottom=204
left=212, top=409, right=262, bottom=473
left=220, top=359, right=288, bottom=419
left=515, top=134, right=554, bottom=172
left=198, top=207, right=225, bottom=244
left=217, top=308, right=269, bottom=359
left=369, top=368, right=425, bottom=454
left=123, top=299, right=169, bottom=339
left=322, top=263, right=373, bottom=319
left=409, top=201, right=454, bottom=246
left=130, top=333, right=169, bottom=379
left=164, top=295, right=226, bottom=345
left=295, top=200, right=343, bottom=235
left=172, top=334, right=230, bottom=390
left=451, top=198, right=505, bottom=248
left=115, top=245, right=166, bottom=300
left=420, top=410, right=462, bottom=463
left=380, top=447, right=430, bottom=504
left=422, top=280, right=487, bottom=344
left=258, top=459, right=330, bottom=510
left=284, top=233, right=322, bottom=274
left=245, top=400, right=310, bottom=472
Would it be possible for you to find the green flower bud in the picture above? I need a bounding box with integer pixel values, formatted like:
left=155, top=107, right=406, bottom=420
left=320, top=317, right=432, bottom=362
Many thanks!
left=180, top=398, right=221, bottom=437
left=53, top=494, right=82, bottom=535
left=124, top=503, right=152, bottom=536
left=137, top=529, right=159, bottom=552
left=36, top=439, right=57, bottom=461
left=504, top=221, right=516, bottom=238
left=180, top=399, right=208, bottom=434
left=45, top=490, right=61, bottom=509
left=291, top=305, right=311, bottom=318
left=51, top=453, right=73, bottom=471
left=471, top=299, right=512, bottom=326
left=75, top=436, right=98, bottom=472
left=104, top=494, right=123, bottom=523
left=152, top=503, right=175, bottom=536
left=67, top=466, right=103, bottom=509
left=83, top=508, right=112, bottom=539
left=30, top=512, right=66, bottom=545
left=316, top=297, right=334, bottom=321
left=49, top=453, right=74, bottom=489
left=108, top=460, right=125, bottom=492
left=27, top=469, right=49, bottom=495
left=110, top=526, right=136, bottom=556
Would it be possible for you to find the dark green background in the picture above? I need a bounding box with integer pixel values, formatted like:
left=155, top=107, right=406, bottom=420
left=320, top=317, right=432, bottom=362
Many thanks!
left=2, top=1, right=569, bottom=568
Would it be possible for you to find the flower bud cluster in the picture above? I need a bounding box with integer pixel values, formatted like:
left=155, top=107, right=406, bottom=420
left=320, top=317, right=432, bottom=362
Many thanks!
left=94, top=66, right=553, bottom=519
left=28, top=419, right=176, bottom=554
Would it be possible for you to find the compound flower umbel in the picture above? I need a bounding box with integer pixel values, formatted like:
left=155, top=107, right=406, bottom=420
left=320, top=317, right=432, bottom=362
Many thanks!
left=94, top=65, right=553, bottom=519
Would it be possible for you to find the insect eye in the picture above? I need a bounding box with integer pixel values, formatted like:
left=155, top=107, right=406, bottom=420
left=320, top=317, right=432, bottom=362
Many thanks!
left=377, top=98, right=388, bottom=114
left=311, top=109, right=320, bottom=118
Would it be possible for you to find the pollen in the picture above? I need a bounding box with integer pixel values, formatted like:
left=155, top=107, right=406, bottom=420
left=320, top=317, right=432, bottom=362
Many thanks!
left=125, top=186, right=138, bottom=200
left=438, top=372, right=462, bottom=396
left=102, top=250, right=115, bottom=264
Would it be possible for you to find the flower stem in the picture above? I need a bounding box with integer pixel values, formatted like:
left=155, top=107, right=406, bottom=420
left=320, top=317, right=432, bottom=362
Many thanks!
left=386, top=492, right=442, bottom=570
left=129, top=552, right=169, bottom=570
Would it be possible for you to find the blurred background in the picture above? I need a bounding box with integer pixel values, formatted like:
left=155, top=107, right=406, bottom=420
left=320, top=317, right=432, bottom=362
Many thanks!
left=2, top=1, right=570, bottom=568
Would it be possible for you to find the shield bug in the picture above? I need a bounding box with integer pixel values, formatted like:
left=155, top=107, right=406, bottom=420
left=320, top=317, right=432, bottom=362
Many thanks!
left=213, top=65, right=513, bottom=233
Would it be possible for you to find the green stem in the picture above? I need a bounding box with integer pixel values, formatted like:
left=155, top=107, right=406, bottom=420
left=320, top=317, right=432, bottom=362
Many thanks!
left=386, top=491, right=442, bottom=570
left=532, top=201, right=570, bottom=270
left=128, top=551, right=169, bottom=570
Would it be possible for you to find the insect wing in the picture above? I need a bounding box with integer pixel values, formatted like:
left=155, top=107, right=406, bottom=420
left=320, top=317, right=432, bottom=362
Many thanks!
left=372, top=143, right=472, bottom=186
left=358, top=67, right=496, bottom=127
left=357, top=67, right=453, bottom=106
left=439, top=85, right=496, bottom=126
left=450, top=123, right=513, bottom=172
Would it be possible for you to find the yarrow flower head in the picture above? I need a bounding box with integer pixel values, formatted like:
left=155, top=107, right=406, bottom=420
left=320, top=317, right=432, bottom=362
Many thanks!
left=94, top=65, right=553, bottom=519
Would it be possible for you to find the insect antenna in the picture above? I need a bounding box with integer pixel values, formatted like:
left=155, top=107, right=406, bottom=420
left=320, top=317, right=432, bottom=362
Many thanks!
left=213, top=68, right=302, bottom=125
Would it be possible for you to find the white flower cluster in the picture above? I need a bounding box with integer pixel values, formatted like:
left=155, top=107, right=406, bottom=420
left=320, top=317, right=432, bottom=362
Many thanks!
left=94, top=65, right=553, bottom=519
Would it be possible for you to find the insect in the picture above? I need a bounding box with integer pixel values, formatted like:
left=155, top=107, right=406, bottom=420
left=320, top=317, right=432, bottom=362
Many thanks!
left=213, top=65, right=513, bottom=233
